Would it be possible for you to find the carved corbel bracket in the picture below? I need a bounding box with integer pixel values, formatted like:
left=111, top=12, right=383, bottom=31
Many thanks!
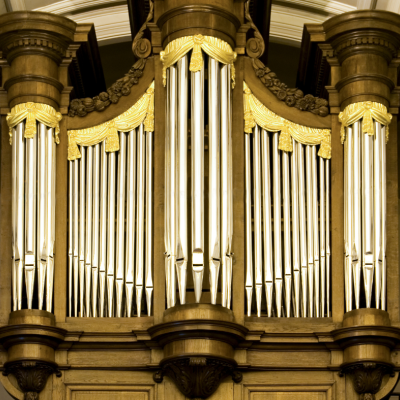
left=3, top=360, right=61, bottom=400
left=153, top=356, right=242, bottom=399
left=339, top=362, right=394, bottom=400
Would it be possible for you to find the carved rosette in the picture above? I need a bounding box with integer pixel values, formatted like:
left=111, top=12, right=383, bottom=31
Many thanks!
left=3, top=360, right=61, bottom=400
left=153, top=356, right=242, bottom=399
left=340, top=362, right=394, bottom=400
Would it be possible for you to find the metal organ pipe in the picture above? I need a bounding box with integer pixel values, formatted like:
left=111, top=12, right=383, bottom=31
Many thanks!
left=126, top=130, right=136, bottom=317
left=79, top=147, right=86, bottom=316
left=191, top=64, right=205, bottom=304
left=92, top=144, right=100, bottom=318
left=273, top=132, right=282, bottom=317
left=115, top=132, right=127, bottom=317
left=253, top=125, right=263, bottom=317
left=176, top=56, right=188, bottom=305
left=85, top=146, right=93, bottom=317
left=25, top=130, right=37, bottom=310
left=380, top=125, right=387, bottom=310
left=145, top=129, right=154, bottom=316
left=261, top=129, right=273, bottom=317
left=68, top=159, right=73, bottom=317
left=208, top=56, right=220, bottom=306
left=319, top=157, right=326, bottom=317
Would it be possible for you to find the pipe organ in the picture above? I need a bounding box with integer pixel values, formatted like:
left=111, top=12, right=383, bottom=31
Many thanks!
left=1, top=4, right=400, bottom=400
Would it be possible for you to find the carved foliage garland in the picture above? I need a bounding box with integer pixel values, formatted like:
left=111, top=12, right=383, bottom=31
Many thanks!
left=338, top=101, right=392, bottom=144
left=160, top=35, right=237, bottom=88
left=3, top=360, right=61, bottom=400
left=6, top=102, right=62, bottom=145
left=252, top=58, right=329, bottom=117
left=67, top=81, right=154, bottom=160
left=68, top=58, right=147, bottom=117
left=153, top=357, right=242, bottom=399
left=244, top=82, right=331, bottom=159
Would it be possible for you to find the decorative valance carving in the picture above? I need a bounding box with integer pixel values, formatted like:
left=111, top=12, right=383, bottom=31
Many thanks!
left=160, top=34, right=237, bottom=88
left=338, top=101, right=392, bottom=144
left=6, top=102, right=62, bottom=145
left=67, top=81, right=154, bottom=160
left=252, top=58, right=329, bottom=117
left=244, top=81, right=331, bottom=159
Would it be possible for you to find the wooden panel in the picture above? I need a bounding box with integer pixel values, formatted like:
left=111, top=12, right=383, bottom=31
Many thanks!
left=250, top=392, right=325, bottom=400
left=67, top=350, right=150, bottom=367
left=72, top=391, right=149, bottom=400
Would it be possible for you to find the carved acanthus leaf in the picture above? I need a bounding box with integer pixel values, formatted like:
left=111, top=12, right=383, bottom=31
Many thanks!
left=252, top=58, right=329, bottom=117
left=3, top=360, right=61, bottom=400
left=153, top=357, right=242, bottom=399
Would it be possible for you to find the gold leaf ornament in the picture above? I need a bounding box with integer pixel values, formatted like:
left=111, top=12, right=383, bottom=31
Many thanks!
left=67, top=81, right=155, bottom=160
left=243, top=82, right=331, bottom=159
left=6, top=102, right=62, bottom=145
left=338, top=101, right=392, bottom=143
left=160, top=35, right=237, bottom=88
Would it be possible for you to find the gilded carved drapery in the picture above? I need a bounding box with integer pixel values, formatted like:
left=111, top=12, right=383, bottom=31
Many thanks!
left=243, top=82, right=331, bottom=159
left=6, top=102, right=62, bottom=145
left=67, top=81, right=154, bottom=161
left=338, top=101, right=392, bottom=143
left=160, top=35, right=237, bottom=88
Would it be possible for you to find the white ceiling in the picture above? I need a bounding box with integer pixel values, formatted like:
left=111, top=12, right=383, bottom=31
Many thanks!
left=0, top=0, right=399, bottom=46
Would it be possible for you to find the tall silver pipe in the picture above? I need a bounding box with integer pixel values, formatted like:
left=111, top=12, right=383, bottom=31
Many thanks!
left=297, top=142, right=307, bottom=317
left=245, top=132, right=253, bottom=316
left=176, top=56, right=189, bottom=306
left=253, top=125, right=263, bottom=317
left=353, top=121, right=362, bottom=309
left=191, top=64, right=205, bottom=304
left=291, top=140, right=300, bottom=318
left=85, top=146, right=93, bottom=316
left=312, top=146, right=320, bottom=317
left=99, top=142, right=108, bottom=317
left=169, top=66, right=177, bottom=308
left=326, top=159, right=331, bottom=317
left=381, top=125, right=387, bottom=310
left=222, top=63, right=231, bottom=308
left=68, top=161, right=73, bottom=317
left=226, top=64, right=233, bottom=309
left=165, top=68, right=171, bottom=309
left=319, top=156, right=326, bottom=317
left=37, top=123, right=47, bottom=311
left=79, top=146, right=86, bottom=316
left=46, top=127, right=56, bottom=312
left=136, top=124, right=146, bottom=316
left=107, top=151, right=116, bottom=317
left=115, top=132, right=127, bottom=317
left=262, top=129, right=273, bottom=317
left=12, top=126, right=17, bottom=311
left=373, top=123, right=382, bottom=309
left=73, top=158, right=79, bottom=317
left=209, top=57, right=220, bottom=306
left=345, top=126, right=353, bottom=312
left=126, top=129, right=136, bottom=317
left=305, top=145, right=314, bottom=317
left=13, top=123, right=25, bottom=311
left=363, top=127, right=374, bottom=308
left=92, top=144, right=100, bottom=318
left=145, top=130, right=153, bottom=316
left=282, top=150, right=292, bottom=317
left=273, top=131, right=282, bottom=317
left=25, top=132, right=37, bottom=310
